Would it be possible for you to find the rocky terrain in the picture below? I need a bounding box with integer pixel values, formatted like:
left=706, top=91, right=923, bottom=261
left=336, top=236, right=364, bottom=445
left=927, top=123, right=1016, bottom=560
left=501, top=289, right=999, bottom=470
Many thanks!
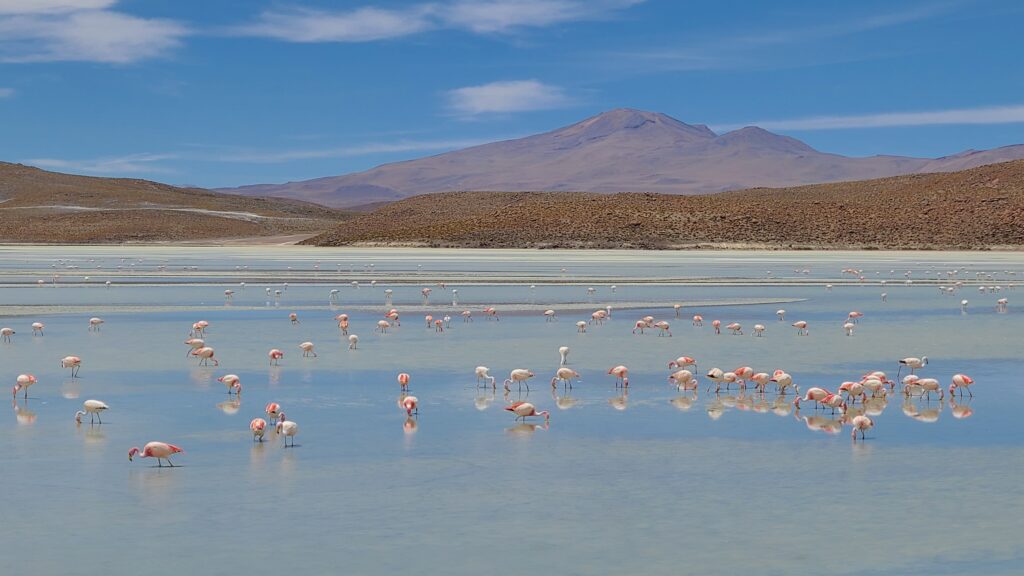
left=305, top=160, right=1024, bottom=250
left=225, top=109, right=1024, bottom=208
left=0, top=162, right=350, bottom=243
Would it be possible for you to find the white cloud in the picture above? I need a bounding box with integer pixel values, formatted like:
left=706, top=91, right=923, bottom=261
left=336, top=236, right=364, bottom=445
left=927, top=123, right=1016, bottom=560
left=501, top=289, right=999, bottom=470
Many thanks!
left=232, top=6, right=434, bottom=43
left=0, top=87, right=13, bottom=98
left=27, top=153, right=178, bottom=174
left=447, top=79, right=573, bottom=116
left=0, top=0, right=114, bottom=14
left=234, top=0, right=643, bottom=42
left=0, top=5, right=187, bottom=63
left=718, top=104, right=1024, bottom=132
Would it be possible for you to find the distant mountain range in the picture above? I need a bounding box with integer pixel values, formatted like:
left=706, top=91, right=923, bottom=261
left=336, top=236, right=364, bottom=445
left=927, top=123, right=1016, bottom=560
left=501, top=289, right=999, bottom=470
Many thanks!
left=221, top=108, right=1024, bottom=208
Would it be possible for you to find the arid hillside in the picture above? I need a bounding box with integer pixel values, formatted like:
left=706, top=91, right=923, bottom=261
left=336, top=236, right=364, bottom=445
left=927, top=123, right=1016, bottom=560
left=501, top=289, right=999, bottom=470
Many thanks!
left=0, top=162, right=351, bottom=243
left=305, top=160, right=1024, bottom=250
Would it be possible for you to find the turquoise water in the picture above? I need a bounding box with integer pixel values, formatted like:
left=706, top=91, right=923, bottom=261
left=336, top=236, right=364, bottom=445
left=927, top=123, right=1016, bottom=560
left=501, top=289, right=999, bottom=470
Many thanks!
left=1, top=247, right=1021, bottom=575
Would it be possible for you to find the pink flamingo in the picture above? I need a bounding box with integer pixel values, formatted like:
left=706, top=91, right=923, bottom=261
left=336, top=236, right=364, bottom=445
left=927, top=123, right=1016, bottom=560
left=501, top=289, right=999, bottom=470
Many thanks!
left=265, top=402, right=281, bottom=421
left=847, top=311, right=864, bottom=323
left=850, top=415, right=873, bottom=440
left=504, top=369, right=535, bottom=391
left=268, top=349, right=283, bottom=365
left=711, top=320, right=721, bottom=334
left=192, top=346, right=218, bottom=366
left=31, top=322, right=45, bottom=336
left=289, top=313, right=300, bottom=324
left=632, top=320, right=647, bottom=335
left=401, top=395, right=419, bottom=416
left=217, top=374, right=241, bottom=394
left=794, top=387, right=830, bottom=409
left=838, top=381, right=866, bottom=404
left=190, top=320, right=208, bottom=337
left=692, top=315, right=703, bottom=327
left=654, top=321, right=672, bottom=337
left=250, top=418, right=267, bottom=442
left=770, top=370, right=797, bottom=394
left=377, top=320, right=391, bottom=333
left=733, top=366, right=754, bottom=388
left=12, top=374, right=37, bottom=399
left=398, top=373, right=410, bottom=391
left=669, top=356, right=697, bottom=370
left=949, top=374, right=975, bottom=397
left=544, top=309, right=557, bottom=322
left=484, top=307, right=499, bottom=321
left=434, top=319, right=444, bottom=332
left=88, top=317, right=104, bottom=331
left=608, top=365, right=629, bottom=387
left=669, top=370, right=695, bottom=389
left=128, top=442, right=183, bottom=467
left=753, top=324, right=766, bottom=337
left=551, top=367, right=580, bottom=388
left=61, top=355, right=82, bottom=377
left=726, top=322, right=742, bottom=335
left=750, top=372, right=771, bottom=393
left=299, top=341, right=317, bottom=357
left=277, top=417, right=299, bottom=447
left=792, top=321, right=809, bottom=336
left=1, top=327, right=14, bottom=342
left=505, top=401, right=549, bottom=422
left=184, top=337, right=205, bottom=357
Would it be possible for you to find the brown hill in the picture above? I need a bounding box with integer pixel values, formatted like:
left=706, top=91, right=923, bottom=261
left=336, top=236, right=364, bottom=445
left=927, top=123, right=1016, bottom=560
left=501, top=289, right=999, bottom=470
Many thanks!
left=0, top=162, right=351, bottom=243
left=304, top=160, right=1024, bottom=250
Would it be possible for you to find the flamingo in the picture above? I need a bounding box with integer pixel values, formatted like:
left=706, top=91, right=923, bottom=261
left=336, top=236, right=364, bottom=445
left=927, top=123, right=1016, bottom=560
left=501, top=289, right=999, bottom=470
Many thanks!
left=794, top=387, right=829, bottom=409
left=268, top=349, right=284, bottom=365
left=31, top=322, right=44, bottom=336
left=949, top=373, right=975, bottom=397
left=776, top=309, right=785, bottom=321
left=608, top=365, right=629, bottom=387
left=504, top=401, right=549, bottom=422
left=726, top=322, right=742, bottom=335
left=632, top=320, right=647, bottom=335
left=421, top=287, right=432, bottom=304
left=733, top=366, right=754, bottom=388
left=711, top=320, right=721, bottom=334
left=299, top=341, right=317, bottom=357
left=792, top=321, right=809, bottom=336
left=551, top=367, right=580, bottom=388
left=669, top=370, right=695, bottom=390
left=673, top=304, right=682, bottom=317
left=544, top=309, right=557, bottom=322
left=847, top=311, right=864, bottom=323
left=289, top=313, right=300, bottom=324
left=1, top=327, right=14, bottom=342
left=434, top=319, right=444, bottom=332
left=770, top=371, right=797, bottom=394
left=753, top=324, right=766, bottom=337
left=192, top=347, right=218, bottom=366
left=75, top=399, right=109, bottom=424
left=504, top=369, right=535, bottom=391
left=425, top=315, right=433, bottom=328
left=190, top=320, right=208, bottom=337
left=476, top=366, right=496, bottom=388
left=558, top=346, right=570, bottom=365
left=61, top=356, right=82, bottom=377
left=12, top=374, right=37, bottom=399
left=896, top=356, right=928, bottom=379
left=88, top=317, right=104, bottom=331
left=401, top=395, right=419, bottom=416
left=750, top=372, right=771, bottom=393
left=398, top=373, right=411, bottom=391
left=850, top=415, right=873, bottom=440
left=484, top=307, right=499, bottom=321
left=224, top=289, right=234, bottom=300
left=265, top=402, right=281, bottom=421
left=905, top=377, right=943, bottom=400
left=692, top=315, right=703, bottom=327
left=668, top=356, right=697, bottom=370
left=838, top=381, right=866, bottom=404
left=654, top=321, right=672, bottom=337
left=217, top=374, right=242, bottom=394
left=820, top=393, right=847, bottom=415
left=348, top=334, right=359, bottom=349
left=377, top=320, right=391, bottom=333
left=128, top=442, right=183, bottom=467
left=250, top=418, right=267, bottom=441
left=184, top=337, right=205, bottom=357
left=462, top=310, right=472, bottom=322
left=843, top=322, right=855, bottom=336
left=576, top=321, right=587, bottom=333
left=277, top=417, right=299, bottom=447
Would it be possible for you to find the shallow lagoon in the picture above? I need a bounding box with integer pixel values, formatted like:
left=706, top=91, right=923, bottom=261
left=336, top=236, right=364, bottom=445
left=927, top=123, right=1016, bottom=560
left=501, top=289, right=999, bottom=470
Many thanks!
left=2, top=247, right=1022, bottom=576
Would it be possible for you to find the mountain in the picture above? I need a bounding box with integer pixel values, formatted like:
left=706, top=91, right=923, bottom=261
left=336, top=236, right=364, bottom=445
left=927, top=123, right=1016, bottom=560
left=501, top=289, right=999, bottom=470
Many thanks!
left=304, top=159, right=1024, bottom=249
left=0, top=162, right=350, bottom=243
left=221, top=108, right=1024, bottom=208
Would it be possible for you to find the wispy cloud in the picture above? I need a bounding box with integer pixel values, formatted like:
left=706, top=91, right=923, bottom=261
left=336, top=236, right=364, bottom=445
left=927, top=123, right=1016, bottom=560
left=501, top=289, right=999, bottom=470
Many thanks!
left=717, top=104, right=1024, bottom=132
left=447, top=79, right=573, bottom=116
left=0, top=2, right=188, bottom=63
left=0, top=87, right=14, bottom=98
left=232, top=0, right=643, bottom=42
left=26, top=153, right=178, bottom=174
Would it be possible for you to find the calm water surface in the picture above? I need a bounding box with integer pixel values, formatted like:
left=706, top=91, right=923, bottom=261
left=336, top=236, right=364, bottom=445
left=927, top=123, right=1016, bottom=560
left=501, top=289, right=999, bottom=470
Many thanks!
left=1, top=247, right=1022, bottom=575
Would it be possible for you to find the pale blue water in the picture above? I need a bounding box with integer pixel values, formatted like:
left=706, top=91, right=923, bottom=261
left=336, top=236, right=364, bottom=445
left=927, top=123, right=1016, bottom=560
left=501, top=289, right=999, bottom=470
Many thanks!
left=1, top=247, right=1021, bottom=575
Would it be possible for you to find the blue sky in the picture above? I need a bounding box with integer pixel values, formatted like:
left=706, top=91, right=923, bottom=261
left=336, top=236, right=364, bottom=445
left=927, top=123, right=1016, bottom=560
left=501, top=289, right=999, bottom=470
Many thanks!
left=1, top=0, right=1022, bottom=188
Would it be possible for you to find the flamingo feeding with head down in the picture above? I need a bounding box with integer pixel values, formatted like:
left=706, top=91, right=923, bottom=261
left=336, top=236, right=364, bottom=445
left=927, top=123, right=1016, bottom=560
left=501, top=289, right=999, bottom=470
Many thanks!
left=398, top=373, right=410, bottom=391
left=75, top=399, right=109, bottom=424
left=265, top=402, right=281, bottom=421
left=792, top=321, right=809, bottom=336
left=505, top=401, right=549, bottom=422
left=551, top=367, right=580, bottom=389
left=88, top=317, right=104, bottom=331
left=299, top=341, right=317, bottom=357
left=250, top=418, right=267, bottom=441
left=504, top=369, right=535, bottom=391
left=1, top=327, right=14, bottom=342
left=128, top=442, right=183, bottom=467
left=61, top=356, right=82, bottom=377
left=184, top=337, right=205, bottom=357
left=13, top=374, right=37, bottom=399
left=192, top=346, right=218, bottom=366
left=268, top=349, right=284, bottom=365
left=401, top=395, right=418, bottom=416
left=949, top=373, right=975, bottom=397
left=669, top=356, right=697, bottom=370
left=31, top=322, right=44, bottom=336
left=608, top=365, right=629, bottom=388
left=850, top=415, right=874, bottom=440
left=476, top=366, right=496, bottom=388
left=217, top=374, right=241, bottom=395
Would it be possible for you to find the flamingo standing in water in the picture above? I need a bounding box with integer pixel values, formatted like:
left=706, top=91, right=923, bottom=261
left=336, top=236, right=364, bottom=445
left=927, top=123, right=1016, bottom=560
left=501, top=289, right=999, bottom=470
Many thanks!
left=184, top=337, right=205, bottom=357
left=190, top=320, right=208, bottom=337
left=348, top=334, right=359, bottom=349
left=750, top=372, right=771, bottom=393
left=1, top=327, right=14, bottom=342
left=544, top=310, right=557, bottom=322
left=896, top=356, right=928, bottom=379
left=31, top=322, right=44, bottom=336
left=289, top=313, right=300, bottom=324
left=576, top=321, right=587, bottom=333
left=776, top=310, right=785, bottom=321
left=299, top=341, right=317, bottom=357
left=192, top=346, right=218, bottom=366
left=13, top=374, right=37, bottom=399
left=692, top=315, right=703, bottom=327
left=711, top=320, right=721, bottom=334
left=75, top=399, right=109, bottom=424
left=843, top=322, right=855, bottom=336
left=770, top=370, right=797, bottom=394
left=794, top=387, right=830, bottom=409
left=847, top=311, right=864, bottom=323
left=505, top=401, right=549, bottom=422
left=753, top=324, right=766, bottom=337
left=250, top=418, right=267, bottom=442
left=88, top=317, right=104, bottom=331
left=217, top=374, right=242, bottom=394
left=504, top=369, right=535, bottom=391
left=401, top=395, right=418, bottom=416
left=128, top=442, right=183, bottom=467
left=551, top=367, right=580, bottom=388
left=265, top=402, right=281, bottom=421
left=850, top=415, right=874, bottom=440
left=377, top=320, right=391, bottom=333
left=608, top=365, right=629, bottom=387
left=269, top=349, right=284, bottom=365
left=476, top=366, right=496, bottom=388
left=276, top=416, right=299, bottom=447
left=654, top=321, right=672, bottom=337
left=669, top=356, right=697, bottom=370
left=62, top=356, right=82, bottom=377
left=558, top=346, right=570, bottom=365
left=669, top=370, right=695, bottom=390
left=949, top=373, right=975, bottom=397
left=398, top=373, right=410, bottom=391
left=792, top=321, right=809, bottom=336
